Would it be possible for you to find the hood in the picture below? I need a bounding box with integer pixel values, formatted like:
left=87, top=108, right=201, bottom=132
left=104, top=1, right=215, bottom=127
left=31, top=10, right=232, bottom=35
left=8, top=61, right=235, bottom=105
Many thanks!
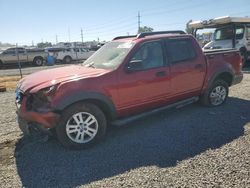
left=18, top=65, right=110, bottom=93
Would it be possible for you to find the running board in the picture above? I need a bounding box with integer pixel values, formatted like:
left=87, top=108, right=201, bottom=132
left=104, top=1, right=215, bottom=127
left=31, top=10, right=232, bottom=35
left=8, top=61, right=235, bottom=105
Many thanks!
left=111, top=96, right=199, bottom=126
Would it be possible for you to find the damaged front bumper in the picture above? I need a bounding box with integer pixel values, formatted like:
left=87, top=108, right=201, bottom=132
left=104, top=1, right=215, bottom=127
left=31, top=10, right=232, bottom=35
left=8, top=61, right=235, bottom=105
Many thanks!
left=16, top=93, right=60, bottom=136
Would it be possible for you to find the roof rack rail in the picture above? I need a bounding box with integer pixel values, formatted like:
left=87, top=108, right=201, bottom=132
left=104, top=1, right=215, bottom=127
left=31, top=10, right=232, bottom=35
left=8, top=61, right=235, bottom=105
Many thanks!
left=113, top=35, right=137, bottom=40
left=137, top=30, right=186, bottom=38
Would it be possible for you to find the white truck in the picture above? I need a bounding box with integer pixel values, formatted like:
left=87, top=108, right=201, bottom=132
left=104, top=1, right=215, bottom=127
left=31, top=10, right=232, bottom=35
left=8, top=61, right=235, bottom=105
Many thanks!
left=0, top=47, right=48, bottom=67
left=56, top=47, right=95, bottom=63
left=188, top=16, right=250, bottom=65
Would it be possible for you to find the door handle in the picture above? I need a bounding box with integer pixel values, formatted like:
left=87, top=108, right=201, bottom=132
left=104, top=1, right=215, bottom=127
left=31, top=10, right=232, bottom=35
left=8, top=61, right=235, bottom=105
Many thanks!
left=194, top=64, right=203, bottom=69
left=155, top=71, right=166, bottom=77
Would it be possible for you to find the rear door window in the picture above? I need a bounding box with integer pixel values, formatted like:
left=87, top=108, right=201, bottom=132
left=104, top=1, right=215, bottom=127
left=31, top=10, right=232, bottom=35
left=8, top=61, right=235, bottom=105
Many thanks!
left=165, top=38, right=196, bottom=64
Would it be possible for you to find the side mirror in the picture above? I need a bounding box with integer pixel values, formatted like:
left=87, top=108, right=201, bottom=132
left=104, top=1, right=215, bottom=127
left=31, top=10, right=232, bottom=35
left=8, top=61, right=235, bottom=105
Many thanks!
left=126, top=59, right=143, bottom=73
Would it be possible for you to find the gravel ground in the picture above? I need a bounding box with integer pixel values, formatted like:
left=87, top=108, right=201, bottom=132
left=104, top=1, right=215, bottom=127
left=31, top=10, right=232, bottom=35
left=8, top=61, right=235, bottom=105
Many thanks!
left=0, top=73, right=249, bottom=188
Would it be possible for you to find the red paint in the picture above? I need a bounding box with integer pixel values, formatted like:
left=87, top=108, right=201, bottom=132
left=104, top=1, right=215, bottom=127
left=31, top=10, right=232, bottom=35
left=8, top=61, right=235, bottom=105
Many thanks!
left=17, top=34, right=243, bottom=128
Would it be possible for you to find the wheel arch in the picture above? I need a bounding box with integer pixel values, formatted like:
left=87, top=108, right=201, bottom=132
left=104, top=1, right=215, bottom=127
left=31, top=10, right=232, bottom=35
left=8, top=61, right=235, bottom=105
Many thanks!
left=63, top=55, right=72, bottom=60
left=33, top=56, right=43, bottom=61
left=214, top=72, right=233, bottom=86
left=54, top=92, right=117, bottom=121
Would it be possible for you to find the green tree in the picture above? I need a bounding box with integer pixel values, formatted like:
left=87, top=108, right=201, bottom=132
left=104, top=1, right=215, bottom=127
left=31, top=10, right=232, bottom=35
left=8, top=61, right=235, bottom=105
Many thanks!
left=138, top=26, right=154, bottom=33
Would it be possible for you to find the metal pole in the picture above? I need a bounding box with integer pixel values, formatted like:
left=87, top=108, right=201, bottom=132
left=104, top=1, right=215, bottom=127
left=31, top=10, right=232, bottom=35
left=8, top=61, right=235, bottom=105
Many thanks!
left=16, top=43, right=23, bottom=78
left=232, top=24, right=236, bottom=48
left=81, top=28, right=84, bottom=44
left=138, top=11, right=141, bottom=34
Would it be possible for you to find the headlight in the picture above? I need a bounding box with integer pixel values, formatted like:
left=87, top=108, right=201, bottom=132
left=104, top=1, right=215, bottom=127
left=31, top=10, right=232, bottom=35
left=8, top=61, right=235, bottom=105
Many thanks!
left=40, top=85, right=58, bottom=96
left=38, top=84, right=58, bottom=102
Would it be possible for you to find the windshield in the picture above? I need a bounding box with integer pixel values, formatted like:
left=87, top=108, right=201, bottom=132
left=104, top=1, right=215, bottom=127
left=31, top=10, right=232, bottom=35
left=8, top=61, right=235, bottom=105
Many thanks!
left=214, top=26, right=244, bottom=40
left=83, top=41, right=135, bottom=70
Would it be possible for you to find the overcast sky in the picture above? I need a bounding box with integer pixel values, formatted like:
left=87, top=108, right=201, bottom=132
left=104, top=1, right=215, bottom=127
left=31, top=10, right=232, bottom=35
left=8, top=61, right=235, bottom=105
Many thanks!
left=0, top=0, right=249, bottom=45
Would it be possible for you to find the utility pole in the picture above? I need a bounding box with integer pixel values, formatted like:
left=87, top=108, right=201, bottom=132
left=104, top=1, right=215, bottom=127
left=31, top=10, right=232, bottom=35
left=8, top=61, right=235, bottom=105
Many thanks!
left=16, top=43, right=22, bottom=78
left=68, top=28, right=71, bottom=42
left=81, top=28, right=84, bottom=44
left=137, top=11, right=141, bottom=34
left=55, top=34, right=58, bottom=44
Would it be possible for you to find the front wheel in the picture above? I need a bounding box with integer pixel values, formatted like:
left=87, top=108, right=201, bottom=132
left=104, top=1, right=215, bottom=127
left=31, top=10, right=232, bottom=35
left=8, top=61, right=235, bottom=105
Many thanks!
left=56, top=103, right=107, bottom=149
left=200, top=79, right=229, bottom=107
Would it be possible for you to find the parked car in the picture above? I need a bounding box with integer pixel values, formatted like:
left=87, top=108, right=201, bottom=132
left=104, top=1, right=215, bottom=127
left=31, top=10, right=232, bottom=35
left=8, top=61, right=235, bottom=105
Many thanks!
left=56, top=47, right=95, bottom=63
left=15, top=31, right=243, bottom=149
left=0, top=47, right=48, bottom=67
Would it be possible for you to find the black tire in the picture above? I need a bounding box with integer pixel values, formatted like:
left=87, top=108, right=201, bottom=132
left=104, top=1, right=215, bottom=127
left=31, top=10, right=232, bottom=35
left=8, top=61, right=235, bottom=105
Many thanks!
left=56, top=102, right=107, bottom=149
left=200, top=79, right=229, bottom=107
left=33, top=57, right=43, bottom=66
left=63, top=56, right=72, bottom=64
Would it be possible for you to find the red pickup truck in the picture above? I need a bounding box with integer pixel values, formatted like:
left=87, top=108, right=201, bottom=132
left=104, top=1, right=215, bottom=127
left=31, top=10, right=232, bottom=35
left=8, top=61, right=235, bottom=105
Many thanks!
left=16, top=31, right=243, bottom=149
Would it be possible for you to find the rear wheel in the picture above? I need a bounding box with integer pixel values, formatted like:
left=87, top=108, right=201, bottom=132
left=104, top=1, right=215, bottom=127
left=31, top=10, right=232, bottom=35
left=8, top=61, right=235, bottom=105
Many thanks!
left=200, top=79, right=229, bottom=107
left=63, top=56, right=72, bottom=64
left=33, top=57, right=43, bottom=66
left=56, top=103, right=107, bottom=149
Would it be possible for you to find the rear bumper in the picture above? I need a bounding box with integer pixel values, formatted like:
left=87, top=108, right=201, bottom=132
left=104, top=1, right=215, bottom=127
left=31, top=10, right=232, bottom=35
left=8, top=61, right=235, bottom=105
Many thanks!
left=232, top=73, right=243, bottom=86
left=16, top=96, right=60, bottom=130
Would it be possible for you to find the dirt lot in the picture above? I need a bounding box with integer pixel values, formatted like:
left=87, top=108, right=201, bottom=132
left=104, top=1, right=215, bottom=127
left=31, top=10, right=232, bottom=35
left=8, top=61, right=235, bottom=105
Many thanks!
left=0, top=73, right=250, bottom=188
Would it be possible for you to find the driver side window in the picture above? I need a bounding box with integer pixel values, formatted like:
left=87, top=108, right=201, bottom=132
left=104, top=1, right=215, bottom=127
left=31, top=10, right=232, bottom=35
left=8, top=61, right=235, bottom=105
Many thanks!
left=130, top=41, right=164, bottom=70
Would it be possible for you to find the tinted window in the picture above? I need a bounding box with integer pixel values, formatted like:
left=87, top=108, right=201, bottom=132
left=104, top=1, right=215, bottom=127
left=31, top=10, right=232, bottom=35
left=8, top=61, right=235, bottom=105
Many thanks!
left=3, top=49, right=16, bottom=55
left=17, top=49, right=25, bottom=53
left=166, top=39, right=196, bottom=63
left=130, top=41, right=164, bottom=70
